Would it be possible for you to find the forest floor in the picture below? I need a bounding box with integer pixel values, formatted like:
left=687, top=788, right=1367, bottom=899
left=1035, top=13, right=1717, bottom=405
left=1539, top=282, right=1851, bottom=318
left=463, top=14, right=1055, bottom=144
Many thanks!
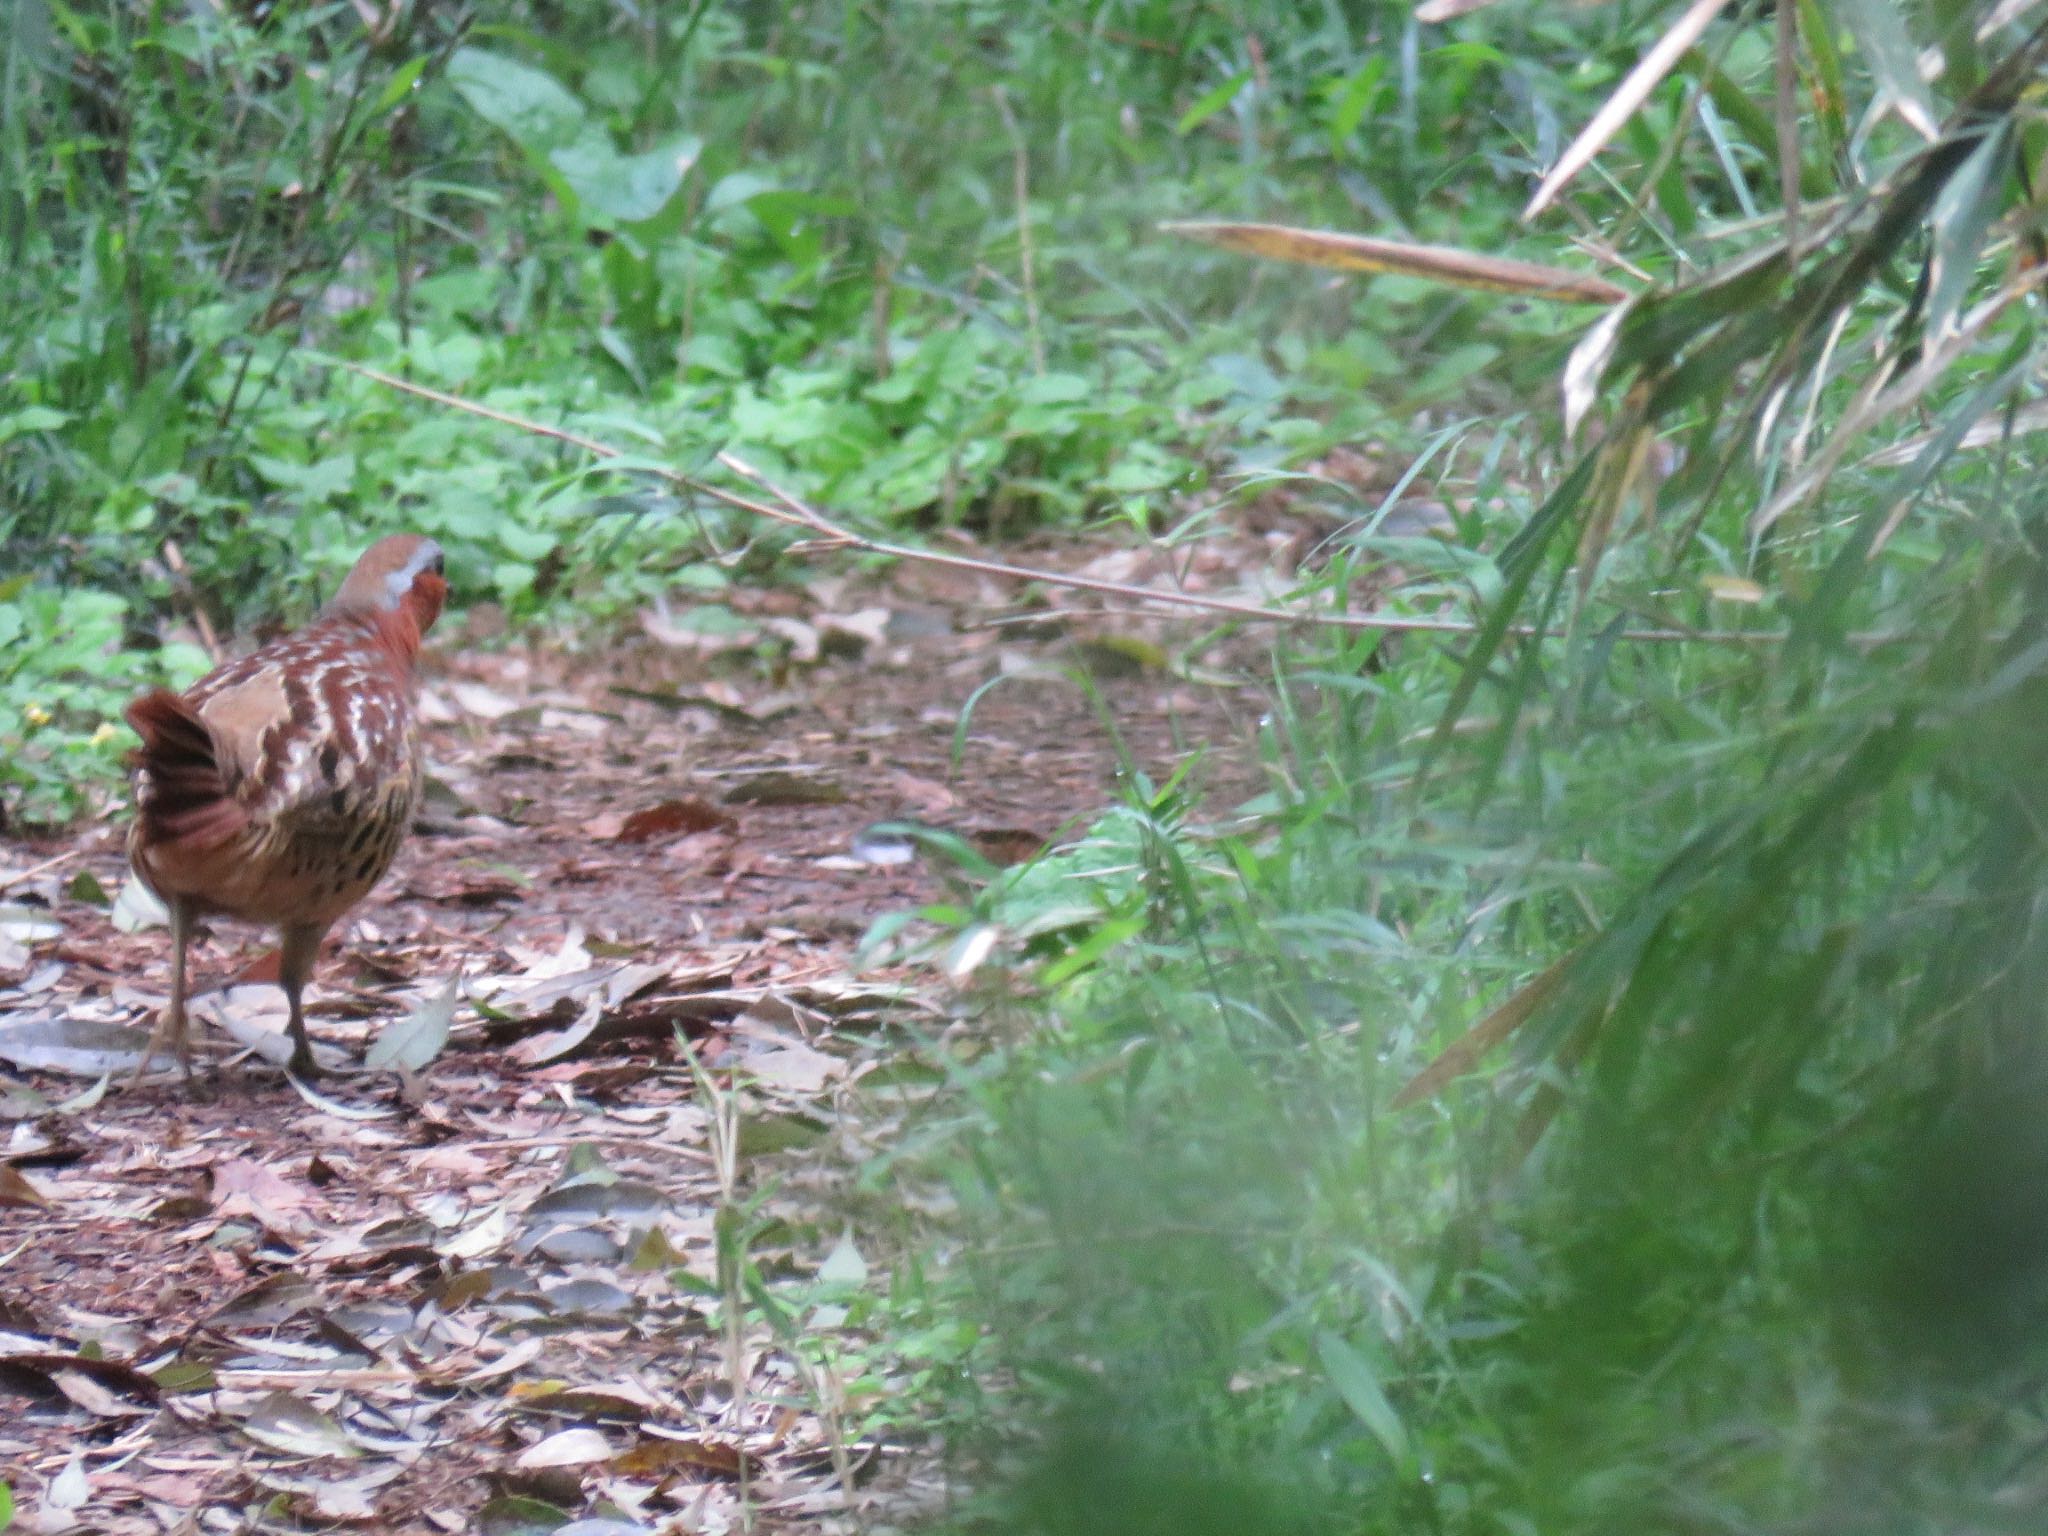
left=0, top=529, right=1301, bottom=1535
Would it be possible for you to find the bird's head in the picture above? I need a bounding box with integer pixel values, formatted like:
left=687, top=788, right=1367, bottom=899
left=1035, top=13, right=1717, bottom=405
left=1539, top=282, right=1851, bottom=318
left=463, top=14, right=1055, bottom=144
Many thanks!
left=329, top=535, right=447, bottom=661
left=331, top=534, right=448, bottom=633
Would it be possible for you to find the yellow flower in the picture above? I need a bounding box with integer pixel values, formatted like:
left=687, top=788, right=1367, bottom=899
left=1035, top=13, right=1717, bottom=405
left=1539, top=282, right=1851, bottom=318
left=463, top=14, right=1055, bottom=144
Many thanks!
left=22, top=703, right=52, bottom=728
left=90, top=722, right=121, bottom=748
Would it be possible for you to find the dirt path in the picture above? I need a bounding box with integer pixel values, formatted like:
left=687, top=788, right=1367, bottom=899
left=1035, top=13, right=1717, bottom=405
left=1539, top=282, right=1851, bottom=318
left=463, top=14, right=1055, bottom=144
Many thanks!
left=0, top=545, right=1276, bottom=1533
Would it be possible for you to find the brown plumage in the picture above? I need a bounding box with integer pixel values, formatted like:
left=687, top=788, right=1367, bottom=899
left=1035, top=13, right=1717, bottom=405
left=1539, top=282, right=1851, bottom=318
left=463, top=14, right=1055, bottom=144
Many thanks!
left=125, top=534, right=448, bottom=1081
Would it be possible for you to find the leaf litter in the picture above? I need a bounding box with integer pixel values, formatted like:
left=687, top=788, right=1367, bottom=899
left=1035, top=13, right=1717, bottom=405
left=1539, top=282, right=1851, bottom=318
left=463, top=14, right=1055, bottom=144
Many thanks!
left=0, top=539, right=1302, bottom=1532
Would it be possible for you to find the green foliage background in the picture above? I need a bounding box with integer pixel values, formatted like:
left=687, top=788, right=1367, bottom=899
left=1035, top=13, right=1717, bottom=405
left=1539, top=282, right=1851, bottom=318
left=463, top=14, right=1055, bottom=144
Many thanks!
left=1, top=0, right=1607, bottom=817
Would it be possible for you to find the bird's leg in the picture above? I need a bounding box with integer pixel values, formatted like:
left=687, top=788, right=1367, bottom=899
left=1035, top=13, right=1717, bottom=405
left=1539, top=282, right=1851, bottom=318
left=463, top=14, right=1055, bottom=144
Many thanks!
left=130, top=897, right=194, bottom=1085
left=278, top=921, right=330, bottom=1077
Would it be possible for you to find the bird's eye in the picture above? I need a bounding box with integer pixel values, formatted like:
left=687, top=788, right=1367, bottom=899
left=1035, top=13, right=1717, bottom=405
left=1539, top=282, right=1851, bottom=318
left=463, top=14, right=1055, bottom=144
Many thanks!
left=425, top=554, right=446, bottom=578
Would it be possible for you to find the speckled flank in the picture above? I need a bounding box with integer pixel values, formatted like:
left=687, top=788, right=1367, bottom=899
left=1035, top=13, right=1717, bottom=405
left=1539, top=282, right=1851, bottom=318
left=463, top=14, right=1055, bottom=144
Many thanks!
left=128, top=610, right=429, bottom=927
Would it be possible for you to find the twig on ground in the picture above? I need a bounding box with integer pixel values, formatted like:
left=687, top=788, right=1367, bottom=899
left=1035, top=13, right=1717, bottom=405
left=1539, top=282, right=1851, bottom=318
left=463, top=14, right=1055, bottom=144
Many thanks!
left=0, top=848, right=82, bottom=894
left=339, top=361, right=1819, bottom=648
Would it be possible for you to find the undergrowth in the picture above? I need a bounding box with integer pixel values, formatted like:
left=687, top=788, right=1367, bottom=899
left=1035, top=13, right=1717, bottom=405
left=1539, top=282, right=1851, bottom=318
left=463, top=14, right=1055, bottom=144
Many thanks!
left=834, top=3, right=2048, bottom=1533
left=11, top=3, right=2048, bottom=1533
left=895, top=453, right=2048, bottom=1534
left=3, top=0, right=1604, bottom=818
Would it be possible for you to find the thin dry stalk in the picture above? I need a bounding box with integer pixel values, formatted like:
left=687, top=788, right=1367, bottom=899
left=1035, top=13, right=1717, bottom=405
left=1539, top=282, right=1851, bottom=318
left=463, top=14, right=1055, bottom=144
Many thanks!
left=1775, top=0, right=1802, bottom=262
left=991, top=87, right=1046, bottom=375
left=339, top=362, right=1790, bottom=649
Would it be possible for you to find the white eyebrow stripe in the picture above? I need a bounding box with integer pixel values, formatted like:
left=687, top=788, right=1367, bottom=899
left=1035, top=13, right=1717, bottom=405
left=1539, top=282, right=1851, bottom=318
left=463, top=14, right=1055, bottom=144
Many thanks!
left=381, top=542, right=444, bottom=605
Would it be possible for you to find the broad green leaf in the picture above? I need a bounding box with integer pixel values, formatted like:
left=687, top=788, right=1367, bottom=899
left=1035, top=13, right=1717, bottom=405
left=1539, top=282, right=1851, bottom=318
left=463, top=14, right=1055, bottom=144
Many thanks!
left=1325, top=59, right=1385, bottom=148
left=446, top=46, right=587, bottom=156
left=372, top=54, right=429, bottom=114
left=817, top=1230, right=869, bottom=1286
left=1039, top=913, right=1146, bottom=987
left=703, top=170, right=780, bottom=215
left=549, top=132, right=701, bottom=224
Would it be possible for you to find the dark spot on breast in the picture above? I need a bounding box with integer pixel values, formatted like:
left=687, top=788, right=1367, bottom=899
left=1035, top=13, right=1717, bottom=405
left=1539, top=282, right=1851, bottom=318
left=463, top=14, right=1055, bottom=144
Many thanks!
left=355, top=852, right=380, bottom=885
left=319, top=742, right=341, bottom=784
left=330, top=790, right=348, bottom=817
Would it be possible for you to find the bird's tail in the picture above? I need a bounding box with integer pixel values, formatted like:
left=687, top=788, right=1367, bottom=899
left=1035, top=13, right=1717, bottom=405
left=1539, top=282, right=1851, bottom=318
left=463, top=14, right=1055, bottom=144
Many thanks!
left=125, top=689, right=249, bottom=849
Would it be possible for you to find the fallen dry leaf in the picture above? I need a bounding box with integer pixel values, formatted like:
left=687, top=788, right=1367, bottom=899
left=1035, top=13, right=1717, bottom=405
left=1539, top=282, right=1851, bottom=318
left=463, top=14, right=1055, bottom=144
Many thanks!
left=616, top=799, right=734, bottom=843
left=722, top=770, right=848, bottom=807
left=0, top=1163, right=51, bottom=1208
left=516, top=1426, right=615, bottom=1469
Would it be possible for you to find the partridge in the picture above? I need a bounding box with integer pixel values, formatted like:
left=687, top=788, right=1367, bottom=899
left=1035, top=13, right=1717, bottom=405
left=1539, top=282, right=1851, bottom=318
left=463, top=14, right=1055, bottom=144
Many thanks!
left=123, top=534, right=448, bottom=1081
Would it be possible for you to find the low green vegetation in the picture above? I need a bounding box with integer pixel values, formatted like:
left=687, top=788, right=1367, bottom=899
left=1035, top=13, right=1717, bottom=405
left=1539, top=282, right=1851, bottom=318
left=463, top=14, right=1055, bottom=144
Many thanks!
left=882, top=4, right=2048, bottom=1530
left=10, top=1, right=2048, bottom=1532
left=2, top=0, right=1597, bottom=817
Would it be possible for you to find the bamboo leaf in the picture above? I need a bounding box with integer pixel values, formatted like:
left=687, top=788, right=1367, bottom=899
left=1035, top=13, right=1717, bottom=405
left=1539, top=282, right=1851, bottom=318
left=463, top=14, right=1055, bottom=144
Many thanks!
left=1424, top=453, right=1600, bottom=769
left=1924, top=118, right=2013, bottom=344
left=1755, top=272, right=2045, bottom=534
left=1796, top=0, right=1849, bottom=153
left=1865, top=345, right=2033, bottom=560
left=1860, top=396, right=2048, bottom=468
left=1563, top=302, right=1629, bottom=437
left=1314, top=1331, right=1414, bottom=1473
left=1523, top=0, right=1736, bottom=222
left=1612, top=242, right=1793, bottom=375
left=1393, top=951, right=1579, bottom=1108
left=1836, top=0, right=1940, bottom=140
left=1678, top=47, right=1830, bottom=201
left=1575, top=423, right=1658, bottom=605
left=1916, top=0, right=2048, bottom=87
left=1161, top=221, right=1629, bottom=304
left=1174, top=70, right=1252, bottom=136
